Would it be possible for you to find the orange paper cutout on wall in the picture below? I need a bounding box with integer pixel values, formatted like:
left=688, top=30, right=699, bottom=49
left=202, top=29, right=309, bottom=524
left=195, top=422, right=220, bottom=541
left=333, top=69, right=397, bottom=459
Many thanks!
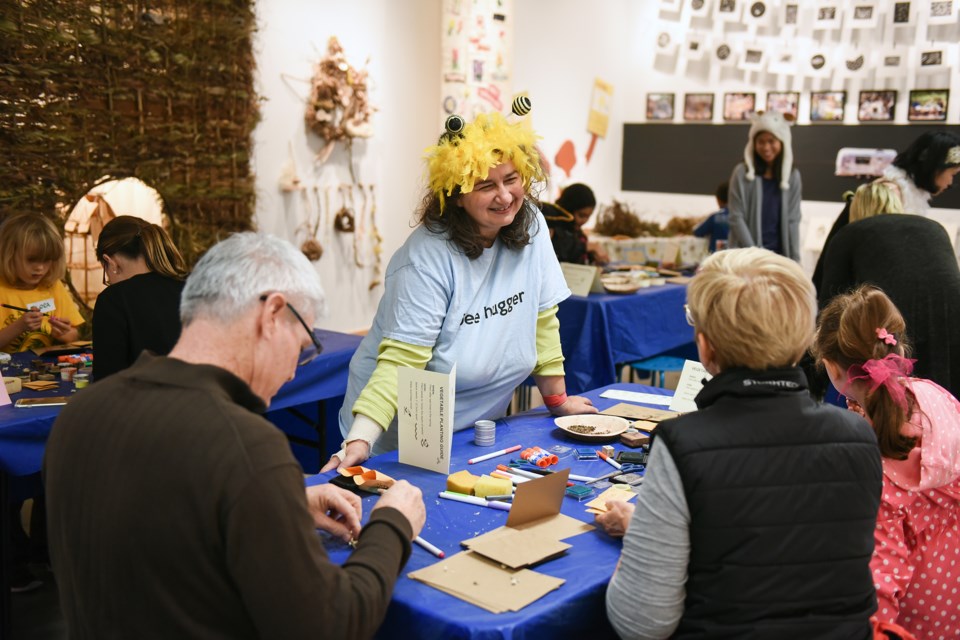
left=554, top=140, right=576, bottom=178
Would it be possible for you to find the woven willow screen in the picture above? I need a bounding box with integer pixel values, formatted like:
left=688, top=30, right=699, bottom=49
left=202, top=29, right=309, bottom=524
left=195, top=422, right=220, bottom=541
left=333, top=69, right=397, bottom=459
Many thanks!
left=0, top=1, right=258, bottom=264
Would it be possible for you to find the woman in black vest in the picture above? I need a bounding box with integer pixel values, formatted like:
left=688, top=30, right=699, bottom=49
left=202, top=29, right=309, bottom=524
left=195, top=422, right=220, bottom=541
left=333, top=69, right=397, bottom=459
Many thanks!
left=601, top=248, right=882, bottom=639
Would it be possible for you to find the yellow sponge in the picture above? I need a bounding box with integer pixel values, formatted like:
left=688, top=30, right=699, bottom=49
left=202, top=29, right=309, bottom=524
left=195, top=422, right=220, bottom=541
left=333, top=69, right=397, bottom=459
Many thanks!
left=473, top=474, right=513, bottom=499
left=446, top=470, right=480, bottom=495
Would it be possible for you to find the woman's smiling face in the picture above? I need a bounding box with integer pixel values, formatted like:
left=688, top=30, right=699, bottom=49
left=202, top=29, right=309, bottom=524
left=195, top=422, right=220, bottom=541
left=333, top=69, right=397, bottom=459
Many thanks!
left=458, top=161, right=525, bottom=244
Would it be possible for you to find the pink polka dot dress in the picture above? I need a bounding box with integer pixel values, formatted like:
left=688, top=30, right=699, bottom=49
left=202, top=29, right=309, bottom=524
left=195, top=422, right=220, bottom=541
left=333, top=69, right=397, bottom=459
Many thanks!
left=871, top=379, right=960, bottom=639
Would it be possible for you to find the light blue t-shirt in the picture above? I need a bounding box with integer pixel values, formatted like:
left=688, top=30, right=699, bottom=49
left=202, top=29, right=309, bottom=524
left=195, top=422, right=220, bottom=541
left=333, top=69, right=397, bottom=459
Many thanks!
left=338, top=206, right=570, bottom=454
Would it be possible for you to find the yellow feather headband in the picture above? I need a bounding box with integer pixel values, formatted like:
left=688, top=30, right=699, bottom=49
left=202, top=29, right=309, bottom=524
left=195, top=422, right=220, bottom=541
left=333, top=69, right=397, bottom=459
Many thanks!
left=425, top=111, right=544, bottom=212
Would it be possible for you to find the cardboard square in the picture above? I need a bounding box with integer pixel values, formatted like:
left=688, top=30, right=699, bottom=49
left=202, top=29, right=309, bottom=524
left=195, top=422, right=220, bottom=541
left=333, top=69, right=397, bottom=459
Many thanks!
left=506, top=468, right=569, bottom=528
left=513, top=512, right=595, bottom=539
left=463, top=512, right=594, bottom=551
left=22, top=381, right=60, bottom=391
left=585, top=486, right=637, bottom=512
left=31, top=341, right=92, bottom=356
left=468, top=529, right=571, bottom=569
left=408, top=551, right=565, bottom=613
left=601, top=403, right=678, bottom=423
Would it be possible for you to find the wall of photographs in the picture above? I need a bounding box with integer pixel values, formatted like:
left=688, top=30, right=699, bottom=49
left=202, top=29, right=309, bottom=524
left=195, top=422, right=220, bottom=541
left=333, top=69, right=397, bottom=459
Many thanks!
left=645, top=0, right=958, bottom=125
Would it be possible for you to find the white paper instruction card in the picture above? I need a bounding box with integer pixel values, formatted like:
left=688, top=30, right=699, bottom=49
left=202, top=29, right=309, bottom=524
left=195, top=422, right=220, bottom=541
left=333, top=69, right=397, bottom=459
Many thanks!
left=559, top=263, right=604, bottom=297
left=398, top=365, right=456, bottom=474
left=668, top=360, right=712, bottom=413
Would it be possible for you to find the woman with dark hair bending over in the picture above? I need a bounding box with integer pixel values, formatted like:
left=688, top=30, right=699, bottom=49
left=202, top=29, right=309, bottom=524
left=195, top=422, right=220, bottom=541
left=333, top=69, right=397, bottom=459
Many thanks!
left=323, top=111, right=596, bottom=471
left=815, top=285, right=960, bottom=639
left=812, top=130, right=960, bottom=293
left=93, top=215, right=188, bottom=379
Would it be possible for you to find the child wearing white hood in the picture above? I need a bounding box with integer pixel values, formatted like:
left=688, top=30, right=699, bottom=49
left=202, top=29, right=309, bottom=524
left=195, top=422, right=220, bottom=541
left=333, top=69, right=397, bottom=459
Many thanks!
left=727, top=111, right=803, bottom=261
left=816, top=285, right=960, bottom=639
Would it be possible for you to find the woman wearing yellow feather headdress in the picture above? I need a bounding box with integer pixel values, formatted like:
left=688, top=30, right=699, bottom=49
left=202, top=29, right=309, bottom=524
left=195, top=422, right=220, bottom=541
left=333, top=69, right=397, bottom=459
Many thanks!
left=323, top=108, right=597, bottom=472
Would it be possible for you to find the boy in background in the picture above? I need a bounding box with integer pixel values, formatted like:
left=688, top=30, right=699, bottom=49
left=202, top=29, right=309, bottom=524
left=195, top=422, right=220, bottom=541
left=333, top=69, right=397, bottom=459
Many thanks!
left=693, top=182, right=730, bottom=252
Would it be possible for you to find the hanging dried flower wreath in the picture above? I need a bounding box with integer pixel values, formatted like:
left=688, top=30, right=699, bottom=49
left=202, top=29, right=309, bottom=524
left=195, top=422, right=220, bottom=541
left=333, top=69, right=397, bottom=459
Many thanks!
left=305, top=36, right=375, bottom=164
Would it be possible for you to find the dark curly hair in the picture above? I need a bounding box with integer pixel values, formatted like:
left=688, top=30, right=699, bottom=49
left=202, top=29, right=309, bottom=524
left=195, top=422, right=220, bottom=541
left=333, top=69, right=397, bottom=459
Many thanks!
left=416, top=187, right=540, bottom=260
left=893, top=130, right=960, bottom=194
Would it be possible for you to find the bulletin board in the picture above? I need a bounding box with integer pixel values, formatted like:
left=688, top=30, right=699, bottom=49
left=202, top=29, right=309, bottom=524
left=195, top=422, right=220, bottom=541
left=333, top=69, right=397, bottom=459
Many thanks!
left=621, top=123, right=960, bottom=209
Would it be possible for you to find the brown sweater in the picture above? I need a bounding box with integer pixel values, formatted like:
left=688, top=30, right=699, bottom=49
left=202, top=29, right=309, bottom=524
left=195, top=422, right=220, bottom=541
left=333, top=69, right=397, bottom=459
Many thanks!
left=44, top=353, right=411, bottom=640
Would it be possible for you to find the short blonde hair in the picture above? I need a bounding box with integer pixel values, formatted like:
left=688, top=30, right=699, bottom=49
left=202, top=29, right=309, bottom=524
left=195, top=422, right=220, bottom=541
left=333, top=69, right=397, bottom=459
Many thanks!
left=849, top=181, right=904, bottom=222
left=687, top=248, right=816, bottom=370
left=0, top=213, right=66, bottom=289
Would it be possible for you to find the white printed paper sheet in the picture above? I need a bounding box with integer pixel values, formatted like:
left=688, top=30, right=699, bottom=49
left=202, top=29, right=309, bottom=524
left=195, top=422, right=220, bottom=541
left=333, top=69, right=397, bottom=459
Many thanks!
left=398, top=365, right=456, bottom=474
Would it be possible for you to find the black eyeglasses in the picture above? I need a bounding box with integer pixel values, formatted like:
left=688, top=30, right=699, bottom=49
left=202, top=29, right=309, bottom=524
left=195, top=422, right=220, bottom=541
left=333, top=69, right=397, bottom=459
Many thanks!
left=259, top=295, right=324, bottom=366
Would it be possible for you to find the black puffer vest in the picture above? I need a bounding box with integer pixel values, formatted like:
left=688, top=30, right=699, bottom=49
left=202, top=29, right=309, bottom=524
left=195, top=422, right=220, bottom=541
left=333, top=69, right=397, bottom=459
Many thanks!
left=656, top=367, right=881, bottom=639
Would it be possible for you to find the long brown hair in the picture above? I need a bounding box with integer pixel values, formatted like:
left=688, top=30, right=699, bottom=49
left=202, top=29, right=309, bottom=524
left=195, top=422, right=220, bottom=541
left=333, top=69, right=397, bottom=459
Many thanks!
left=814, top=286, right=918, bottom=459
left=96, top=216, right=188, bottom=280
left=416, top=187, right=538, bottom=260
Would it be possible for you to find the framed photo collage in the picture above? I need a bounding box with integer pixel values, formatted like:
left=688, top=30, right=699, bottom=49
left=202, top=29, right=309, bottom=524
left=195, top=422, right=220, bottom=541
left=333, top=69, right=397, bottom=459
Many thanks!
left=646, top=89, right=949, bottom=123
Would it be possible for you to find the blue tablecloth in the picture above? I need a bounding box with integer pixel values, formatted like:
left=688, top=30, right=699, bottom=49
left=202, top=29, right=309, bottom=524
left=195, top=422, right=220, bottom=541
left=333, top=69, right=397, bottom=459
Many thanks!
left=308, top=382, right=672, bottom=640
left=0, top=329, right=362, bottom=477
left=558, top=284, right=694, bottom=394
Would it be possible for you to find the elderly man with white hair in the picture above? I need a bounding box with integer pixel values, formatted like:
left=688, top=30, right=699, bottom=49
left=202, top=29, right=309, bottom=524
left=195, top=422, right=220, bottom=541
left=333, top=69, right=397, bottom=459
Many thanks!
left=44, top=232, right=425, bottom=639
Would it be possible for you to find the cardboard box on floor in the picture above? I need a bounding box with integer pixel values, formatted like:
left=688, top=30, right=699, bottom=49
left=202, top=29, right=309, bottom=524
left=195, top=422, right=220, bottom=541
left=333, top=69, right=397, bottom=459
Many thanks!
left=408, top=469, right=595, bottom=613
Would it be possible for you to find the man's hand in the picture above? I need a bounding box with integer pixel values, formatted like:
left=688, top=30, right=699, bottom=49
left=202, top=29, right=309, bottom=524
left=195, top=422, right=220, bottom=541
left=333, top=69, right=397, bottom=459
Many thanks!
left=305, top=484, right=362, bottom=543
left=550, top=395, right=598, bottom=416
left=594, top=501, right=635, bottom=538
left=320, top=440, right=371, bottom=473
left=372, top=480, right=426, bottom=539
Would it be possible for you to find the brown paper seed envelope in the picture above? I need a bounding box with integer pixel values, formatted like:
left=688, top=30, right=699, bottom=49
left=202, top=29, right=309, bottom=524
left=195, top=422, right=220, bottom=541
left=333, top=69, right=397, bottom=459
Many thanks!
left=584, top=485, right=637, bottom=513
left=408, top=551, right=564, bottom=613
left=467, top=528, right=571, bottom=569
left=601, top=402, right=678, bottom=423
left=506, top=468, right=569, bottom=528
left=666, top=276, right=692, bottom=284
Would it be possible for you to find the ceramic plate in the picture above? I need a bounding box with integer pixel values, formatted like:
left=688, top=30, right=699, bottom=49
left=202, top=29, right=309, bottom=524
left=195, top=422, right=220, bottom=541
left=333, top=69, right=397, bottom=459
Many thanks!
left=600, top=274, right=648, bottom=294
left=554, top=415, right=631, bottom=441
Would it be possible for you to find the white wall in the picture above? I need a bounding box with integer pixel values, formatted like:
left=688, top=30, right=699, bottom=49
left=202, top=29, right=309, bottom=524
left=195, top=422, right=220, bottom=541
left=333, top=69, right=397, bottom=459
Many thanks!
left=514, top=0, right=959, bottom=275
left=253, top=0, right=440, bottom=332
left=251, top=1, right=957, bottom=331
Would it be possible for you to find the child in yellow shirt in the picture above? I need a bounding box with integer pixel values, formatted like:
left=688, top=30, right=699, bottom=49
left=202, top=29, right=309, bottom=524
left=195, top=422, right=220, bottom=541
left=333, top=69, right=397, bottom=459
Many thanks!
left=0, top=213, right=83, bottom=353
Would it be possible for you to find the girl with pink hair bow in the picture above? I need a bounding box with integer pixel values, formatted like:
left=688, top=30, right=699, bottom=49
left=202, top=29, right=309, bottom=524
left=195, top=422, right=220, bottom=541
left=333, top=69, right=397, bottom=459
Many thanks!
left=815, top=285, right=960, bottom=639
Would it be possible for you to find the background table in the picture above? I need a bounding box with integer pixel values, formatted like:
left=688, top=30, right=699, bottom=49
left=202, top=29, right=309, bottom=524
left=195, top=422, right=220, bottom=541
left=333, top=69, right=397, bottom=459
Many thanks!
left=0, top=328, right=361, bottom=478
left=590, top=234, right=708, bottom=266
left=557, top=284, right=695, bottom=394
left=308, top=382, right=671, bottom=640
left=0, top=328, right=361, bottom=637
left=264, top=329, right=362, bottom=470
